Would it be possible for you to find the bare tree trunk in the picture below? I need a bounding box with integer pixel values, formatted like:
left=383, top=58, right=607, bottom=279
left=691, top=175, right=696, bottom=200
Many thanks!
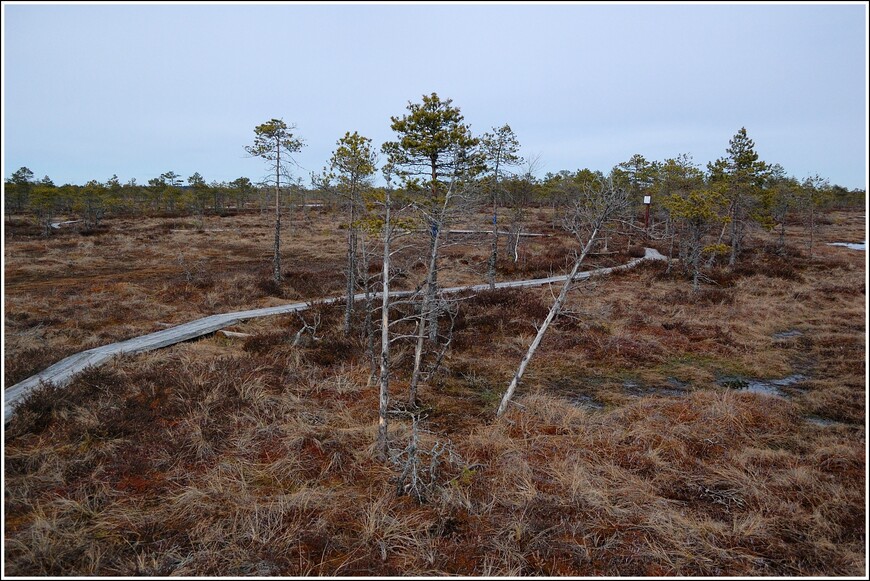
left=359, top=235, right=377, bottom=384
left=428, top=160, right=440, bottom=343
left=409, top=222, right=443, bottom=406
left=409, top=177, right=459, bottom=404
left=507, top=225, right=521, bottom=263
left=487, top=158, right=501, bottom=290
left=692, top=227, right=702, bottom=292
left=344, top=196, right=357, bottom=336
left=273, top=145, right=282, bottom=284
left=427, top=251, right=439, bottom=343
left=496, top=228, right=598, bottom=417
left=377, top=195, right=392, bottom=459
left=488, top=209, right=498, bottom=290
left=728, top=197, right=740, bottom=266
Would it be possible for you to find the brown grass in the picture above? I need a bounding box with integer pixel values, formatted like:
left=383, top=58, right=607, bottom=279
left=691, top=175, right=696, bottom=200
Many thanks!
left=4, top=208, right=865, bottom=575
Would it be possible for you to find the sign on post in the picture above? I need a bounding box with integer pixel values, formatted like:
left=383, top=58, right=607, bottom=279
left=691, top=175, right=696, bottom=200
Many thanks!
left=643, top=195, right=651, bottom=233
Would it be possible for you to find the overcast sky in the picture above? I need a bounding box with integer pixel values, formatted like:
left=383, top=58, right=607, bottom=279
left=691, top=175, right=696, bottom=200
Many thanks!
left=3, top=2, right=867, bottom=189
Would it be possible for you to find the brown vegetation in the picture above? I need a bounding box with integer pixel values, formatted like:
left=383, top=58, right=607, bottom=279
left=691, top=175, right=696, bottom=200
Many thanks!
left=3, top=208, right=866, bottom=575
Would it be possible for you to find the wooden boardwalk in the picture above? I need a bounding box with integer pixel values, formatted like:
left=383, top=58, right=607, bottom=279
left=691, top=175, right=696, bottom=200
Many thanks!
left=4, top=249, right=665, bottom=423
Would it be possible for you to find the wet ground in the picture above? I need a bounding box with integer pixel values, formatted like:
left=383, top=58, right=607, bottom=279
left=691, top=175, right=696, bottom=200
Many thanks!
left=551, top=370, right=856, bottom=429
left=715, top=373, right=809, bottom=397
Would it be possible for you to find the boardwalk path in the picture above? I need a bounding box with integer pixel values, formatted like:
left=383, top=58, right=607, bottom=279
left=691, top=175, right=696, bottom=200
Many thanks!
left=4, top=249, right=666, bottom=423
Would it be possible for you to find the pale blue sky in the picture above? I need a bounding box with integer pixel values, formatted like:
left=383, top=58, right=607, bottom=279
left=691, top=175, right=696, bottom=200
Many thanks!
left=3, top=2, right=867, bottom=189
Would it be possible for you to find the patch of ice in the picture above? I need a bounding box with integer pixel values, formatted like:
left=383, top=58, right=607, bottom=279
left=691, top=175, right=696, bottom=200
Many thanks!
left=827, top=242, right=865, bottom=250
left=718, top=373, right=808, bottom=398
left=740, top=374, right=808, bottom=397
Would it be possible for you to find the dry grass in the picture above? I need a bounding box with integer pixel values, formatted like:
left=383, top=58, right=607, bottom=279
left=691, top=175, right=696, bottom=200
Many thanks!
left=3, top=208, right=866, bottom=575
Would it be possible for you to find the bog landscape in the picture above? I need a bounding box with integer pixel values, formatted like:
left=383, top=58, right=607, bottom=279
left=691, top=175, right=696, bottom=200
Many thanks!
left=3, top=95, right=866, bottom=576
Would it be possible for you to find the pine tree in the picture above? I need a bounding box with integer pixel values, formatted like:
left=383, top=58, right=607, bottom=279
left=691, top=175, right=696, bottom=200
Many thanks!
left=245, top=119, right=305, bottom=284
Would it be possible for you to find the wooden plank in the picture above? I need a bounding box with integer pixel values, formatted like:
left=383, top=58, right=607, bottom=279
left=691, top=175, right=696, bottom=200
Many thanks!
left=217, top=330, right=253, bottom=339
left=4, top=248, right=666, bottom=423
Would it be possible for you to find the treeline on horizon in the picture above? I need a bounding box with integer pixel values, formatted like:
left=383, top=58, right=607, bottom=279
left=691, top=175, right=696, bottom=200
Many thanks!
left=3, top=127, right=865, bottom=238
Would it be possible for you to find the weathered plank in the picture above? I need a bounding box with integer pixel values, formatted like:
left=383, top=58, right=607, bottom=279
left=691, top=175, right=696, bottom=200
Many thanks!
left=217, top=330, right=254, bottom=339
left=4, top=248, right=665, bottom=423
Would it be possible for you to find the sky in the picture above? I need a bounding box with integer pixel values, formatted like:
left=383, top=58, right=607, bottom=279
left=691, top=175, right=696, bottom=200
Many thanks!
left=2, top=2, right=868, bottom=190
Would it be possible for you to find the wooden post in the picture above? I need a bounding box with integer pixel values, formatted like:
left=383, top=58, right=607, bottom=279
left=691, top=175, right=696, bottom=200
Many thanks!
left=643, top=195, right=651, bottom=239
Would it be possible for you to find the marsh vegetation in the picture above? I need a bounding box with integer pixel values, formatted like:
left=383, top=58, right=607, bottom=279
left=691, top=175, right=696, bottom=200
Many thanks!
left=4, top=204, right=865, bottom=576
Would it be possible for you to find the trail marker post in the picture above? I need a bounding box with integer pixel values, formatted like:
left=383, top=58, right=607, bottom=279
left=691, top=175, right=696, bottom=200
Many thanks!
left=643, top=195, right=651, bottom=237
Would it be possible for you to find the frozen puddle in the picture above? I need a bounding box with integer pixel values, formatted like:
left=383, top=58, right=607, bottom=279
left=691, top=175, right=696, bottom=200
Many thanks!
left=827, top=242, right=865, bottom=250
left=718, top=374, right=809, bottom=397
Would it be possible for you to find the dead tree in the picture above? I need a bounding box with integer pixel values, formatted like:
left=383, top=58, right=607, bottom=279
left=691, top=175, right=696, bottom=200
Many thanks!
left=358, top=230, right=379, bottom=383
left=374, top=174, right=397, bottom=458
left=291, top=310, right=322, bottom=346
left=496, top=175, right=630, bottom=417
left=503, top=155, right=541, bottom=265
left=481, top=125, right=523, bottom=290
left=315, top=132, right=378, bottom=336
left=372, top=167, right=416, bottom=457
left=392, top=411, right=463, bottom=503
left=406, top=159, right=480, bottom=407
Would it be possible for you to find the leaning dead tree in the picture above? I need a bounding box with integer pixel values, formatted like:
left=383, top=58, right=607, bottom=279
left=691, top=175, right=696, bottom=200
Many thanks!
left=496, top=174, right=630, bottom=417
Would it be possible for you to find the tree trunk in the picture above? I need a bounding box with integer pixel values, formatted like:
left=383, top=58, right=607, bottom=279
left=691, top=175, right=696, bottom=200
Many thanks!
left=427, top=157, right=441, bottom=343
left=409, top=220, right=444, bottom=406
left=728, top=196, right=740, bottom=266
left=273, top=144, right=282, bottom=284
left=692, top=228, right=701, bottom=292
left=359, top=235, right=377, bottom=384
left=344, top=195, right=357, bottom=336
left=496, top=228, right=599, bottom=417
left=488, top=209, right=498, bottom=290
left=427, top=251, right=439, bottom=343
left=507, top=227, right=520, bottom=263
left=377, top=195, right=392, bottom=459
left=487, top=157, right=501, bottom=290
